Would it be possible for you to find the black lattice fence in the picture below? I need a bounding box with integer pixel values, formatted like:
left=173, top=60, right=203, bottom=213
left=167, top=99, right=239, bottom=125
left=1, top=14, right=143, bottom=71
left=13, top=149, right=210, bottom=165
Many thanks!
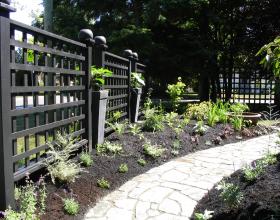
left=0, top=16, right=91, bottom=208
left=219, top=68, right=275, bottom=108
left=103, top=52, right=130, bottom=132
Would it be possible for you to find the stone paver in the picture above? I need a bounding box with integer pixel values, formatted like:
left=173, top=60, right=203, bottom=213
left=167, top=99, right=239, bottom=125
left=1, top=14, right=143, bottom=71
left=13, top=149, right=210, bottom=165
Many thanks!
left=84, top=134, right=279, bottom=220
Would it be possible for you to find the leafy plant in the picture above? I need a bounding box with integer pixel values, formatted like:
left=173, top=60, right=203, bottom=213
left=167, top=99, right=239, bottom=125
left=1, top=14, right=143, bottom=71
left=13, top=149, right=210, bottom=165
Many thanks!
left=231, top=116, right=243, bottom=131
left=194, top=210, right=214, bottom=220
left=172, top=139, right=181, bottom=150
left=137, top=158, right=147, bottom=166
left=166, top=77, right=186, bottom=111
left=257, top=36, right=280, bottom=77
left=207, top=104, right=219, bottom=127
left=79, top=151, right=93, bottom=167
left=44, top=132, right=84, bottom=184
left=143, top=140, right=165, bottom=159
left=118, top=163, right=128, bottom=173
left=63, top=198, right=79, bottom=215
left=129, top=123, right=142, bottom=136
left=97, top=177, right=110, bottom=189
left=106, top=111, right=128, bottom=135
left=262, top=152, right=278, bottom=165
left=96, top=141, right=123, bottom=155
left=215, top=100, right=230, bottom=123
left=216, top=181, right=243, bottom=208
left=4, top=176, right=47, bottom=219
left=131, top=72, right=145, bottom=88
left=164, top=112, right=179, bottom=127
left=193, top=121, right=208, bottom=135
left=230, top=103, right=249, bottom=115
left=91, top=66, right=113, bottom=90
left=143, top=107, right=165, bottom=132
left=186, top=101, right=211, bottom=120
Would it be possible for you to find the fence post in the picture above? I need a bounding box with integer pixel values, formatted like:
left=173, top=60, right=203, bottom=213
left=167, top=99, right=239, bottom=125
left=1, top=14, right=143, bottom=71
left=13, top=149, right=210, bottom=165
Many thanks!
left=124, top=50, right=142, bottom=123
left=78, top=29, right=94, bottom=152
left=92, top=36, right=108, bottom=146
left=0, top=0, right=16, bottom=210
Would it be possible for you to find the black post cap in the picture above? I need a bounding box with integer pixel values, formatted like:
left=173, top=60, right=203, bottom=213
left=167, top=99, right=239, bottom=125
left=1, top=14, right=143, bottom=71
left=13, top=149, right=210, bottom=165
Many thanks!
left=132, top=52, right=139, bottom=60
left=94, top=36, right=107, bottom=49
left=123, top=49, right=133, bottom=58
left=78, top=29, right=95, bottom=44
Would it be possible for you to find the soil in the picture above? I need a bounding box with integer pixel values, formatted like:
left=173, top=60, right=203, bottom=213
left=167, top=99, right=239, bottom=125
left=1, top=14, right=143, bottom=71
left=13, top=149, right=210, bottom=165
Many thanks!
left=35, top=122, right=273, bottom=220
left=192, top=154, right=280, bottom=220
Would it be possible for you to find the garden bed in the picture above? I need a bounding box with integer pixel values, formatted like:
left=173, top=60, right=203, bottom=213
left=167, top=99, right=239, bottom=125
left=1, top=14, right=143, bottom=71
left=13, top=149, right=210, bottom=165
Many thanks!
left=192, top=152, right=280, bottom=220
left=40, top=122, right=273, bottom=220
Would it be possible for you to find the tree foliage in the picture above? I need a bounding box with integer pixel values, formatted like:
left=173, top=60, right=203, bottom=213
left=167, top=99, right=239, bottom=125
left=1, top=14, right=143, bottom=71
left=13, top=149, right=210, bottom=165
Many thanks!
left=47, top=0, right=280, bottom=100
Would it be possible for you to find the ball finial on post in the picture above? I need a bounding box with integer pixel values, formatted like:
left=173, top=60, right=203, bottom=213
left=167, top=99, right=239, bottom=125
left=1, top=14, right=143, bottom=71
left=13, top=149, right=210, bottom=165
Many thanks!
left=94, top=36, right=107, bottom=49
left=123, top=49, right=133, bottom=58
left=78, top=29, right=95, bottom=44
left=132, top=52, right=139, bottom=60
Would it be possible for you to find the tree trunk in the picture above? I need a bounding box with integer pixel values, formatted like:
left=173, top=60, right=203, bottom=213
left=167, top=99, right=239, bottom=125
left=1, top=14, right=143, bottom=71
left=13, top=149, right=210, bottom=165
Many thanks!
left=44, top=0, right=53, bottom=32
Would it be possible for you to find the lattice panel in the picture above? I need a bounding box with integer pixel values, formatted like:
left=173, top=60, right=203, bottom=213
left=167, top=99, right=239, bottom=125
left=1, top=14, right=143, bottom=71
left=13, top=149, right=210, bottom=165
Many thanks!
left=103, top=52, right=130, bottom=129
left=219, top=69, right=275, bottom=105
left=9, top=20, right=88, bottom=180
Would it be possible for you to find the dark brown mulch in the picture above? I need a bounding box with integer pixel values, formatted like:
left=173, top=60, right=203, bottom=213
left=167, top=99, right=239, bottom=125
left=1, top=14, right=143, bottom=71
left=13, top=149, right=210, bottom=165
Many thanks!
left=39, top=122, right=272, bottom=220
left=192, top=154, right=280, bottom=220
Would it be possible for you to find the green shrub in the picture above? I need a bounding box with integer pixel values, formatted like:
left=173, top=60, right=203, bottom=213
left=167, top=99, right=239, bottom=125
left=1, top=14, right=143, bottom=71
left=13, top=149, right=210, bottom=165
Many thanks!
left=79, top=152, right=93, bottom=167
left=96, top=141, right=123, bottom=155
left=166, top=77, right=186, bottom=111
left=143, top=140, right=165, bottom=158
left=137, top=158, right=147, bottom=166
left=63, top=198, right=79, bottom=215
left=106, top=111, right=127, bottom=135
left=164, top=112, right=179, bottom=127
left=216, top=181, right=243, bottom=208
left=185, top=101, right=211, bottom=120
left=44, top=132, right=84, bottom=184
left=97, top=177, right=110, bottom=189
left=230, top=103, right=249, bottom=115
left=118, top=163, right=129, bottom=173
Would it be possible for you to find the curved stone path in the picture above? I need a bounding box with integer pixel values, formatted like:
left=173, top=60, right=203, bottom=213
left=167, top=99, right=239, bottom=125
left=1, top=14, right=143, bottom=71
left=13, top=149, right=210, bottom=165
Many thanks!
left=85, top=134, right=279, bottom=220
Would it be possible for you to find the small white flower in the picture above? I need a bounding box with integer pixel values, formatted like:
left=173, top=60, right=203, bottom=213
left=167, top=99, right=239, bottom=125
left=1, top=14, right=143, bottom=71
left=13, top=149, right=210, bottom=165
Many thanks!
left=266, top=54, right=270, bottom=61
left=203, top=209, right=214, bottom=219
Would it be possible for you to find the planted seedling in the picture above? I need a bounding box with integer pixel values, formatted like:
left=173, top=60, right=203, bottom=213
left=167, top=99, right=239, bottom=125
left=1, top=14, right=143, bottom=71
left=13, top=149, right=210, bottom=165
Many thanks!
left=96, top=141, right=123, bottom=156
left=118, top=163, right=128, bottom=173
left=97, top=177, right=110, bottom=189
left=193, top=121, right=208, bottom=135
left=216, top=181, right=243, bottom=208
left=79, top=151, right=93, bottom=167
left=129, top=123, right=142, bottom=136
left=137, top=158, right=147, bottom=166
left=63, top=198, right=79, bottom=216
left=143, top=140, right=165, bottom=159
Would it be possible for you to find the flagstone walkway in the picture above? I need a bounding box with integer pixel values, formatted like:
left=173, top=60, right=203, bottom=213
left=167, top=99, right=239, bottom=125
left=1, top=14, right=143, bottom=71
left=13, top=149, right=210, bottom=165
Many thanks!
left=84, top=133, right=279, bottom=220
